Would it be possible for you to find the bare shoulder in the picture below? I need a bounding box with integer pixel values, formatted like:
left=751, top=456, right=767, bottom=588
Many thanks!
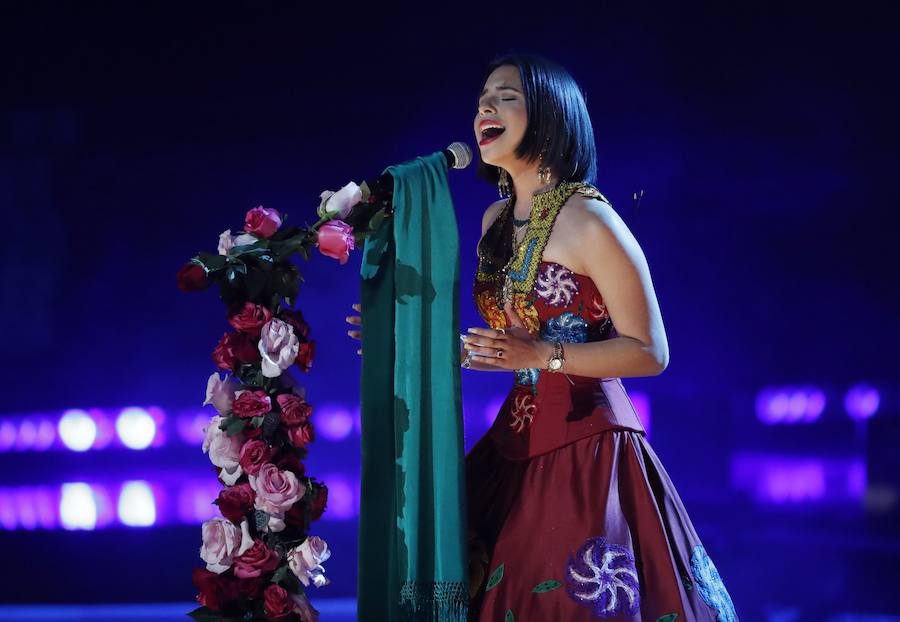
left=561, top=193, right=633, bottom=249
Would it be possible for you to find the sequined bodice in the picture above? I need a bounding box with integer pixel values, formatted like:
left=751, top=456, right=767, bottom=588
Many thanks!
left=471, top=182, right=645, bottom=460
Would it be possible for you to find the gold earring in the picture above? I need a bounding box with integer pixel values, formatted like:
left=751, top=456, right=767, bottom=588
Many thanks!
left=537, top=152, right=551, bottom=185
left=498, top=168, right=511, bottom=198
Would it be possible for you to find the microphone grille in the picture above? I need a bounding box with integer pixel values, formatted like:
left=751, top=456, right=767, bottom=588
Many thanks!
left=446, top=142, right=472, bottom=169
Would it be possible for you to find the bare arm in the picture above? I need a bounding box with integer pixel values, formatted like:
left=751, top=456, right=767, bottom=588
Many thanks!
left=533, top=198, right=669, bottom=378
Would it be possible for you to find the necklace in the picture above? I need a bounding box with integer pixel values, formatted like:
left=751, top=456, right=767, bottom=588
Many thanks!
left=500, top=198, right=529, bottom=305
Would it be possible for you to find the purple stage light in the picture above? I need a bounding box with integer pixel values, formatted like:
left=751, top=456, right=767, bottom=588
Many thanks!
left=0, top=489, right=16, bottom=530
left=629, top=391, right=651, bottom=438
left=34, top=418, right=56, bottom=451
left=176, top=479, right=221, bottom=525
left=58, top=409, right=98, bottom=452
left=756, top=386, right=827, bottom=424
left=321, top=474, right=357, bottom=520
left=177, top=410, right=209, bottom=446
left=731, top=452, right=865, bottom=505
left=117, top=481, right=158, bottom=527
left=317, top=405, right=355, bottom=441
left=844, top=384, right=880, bottom=421
left=0, top=420, right=15, bottom=452
left=15, top=419, right=37, bottom=451
left=60, top=483, right=99, bottom=530
left=116, top=407, right=158, bottom=450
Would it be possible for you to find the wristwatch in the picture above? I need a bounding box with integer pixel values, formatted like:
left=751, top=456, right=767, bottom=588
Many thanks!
left=546, top=342, right=565, bottom=372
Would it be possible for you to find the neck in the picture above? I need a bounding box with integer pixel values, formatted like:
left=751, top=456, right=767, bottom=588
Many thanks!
left=502, top=163, right=561, bottom=212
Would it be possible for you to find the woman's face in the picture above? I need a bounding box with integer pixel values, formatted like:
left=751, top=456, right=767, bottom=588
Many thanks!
left=474, top=64, right=527, bottom=168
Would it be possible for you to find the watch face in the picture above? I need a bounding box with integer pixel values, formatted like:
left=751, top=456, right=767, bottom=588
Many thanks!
left=549, top=358, right=562, bottom=371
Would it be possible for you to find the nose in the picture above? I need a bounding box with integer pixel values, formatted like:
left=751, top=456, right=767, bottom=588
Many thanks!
left=478, top=97, right=496, bottom=116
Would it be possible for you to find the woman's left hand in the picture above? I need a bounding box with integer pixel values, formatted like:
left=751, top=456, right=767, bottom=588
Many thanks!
left=462, top=302, right=550, bottom=370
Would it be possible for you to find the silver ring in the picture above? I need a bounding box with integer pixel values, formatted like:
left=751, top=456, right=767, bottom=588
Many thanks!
left=496, top=349, right=504, bottom=358
left=462, top=354, right=472, bottom=368
left=497, top=328, right=506, bottom=335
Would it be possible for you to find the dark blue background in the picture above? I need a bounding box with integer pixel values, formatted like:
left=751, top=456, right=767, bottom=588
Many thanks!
left=1, top=2, right=897, bottom=620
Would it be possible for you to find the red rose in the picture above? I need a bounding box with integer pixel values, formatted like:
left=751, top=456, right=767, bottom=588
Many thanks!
left=177, top=263, right=208, bottom=292
left=276, top=394, right=312, bottom=427
left=263, top=584, right=294, bottom=621
left=228, top=302, right=274, bottom=337
left=191, top=567, right=241, bottom=612
left=294, top=340, right=315, bottom=373
left=244, top=205, right=282, bottom=238
left=239, top=574, right=265, bottom=600
left=214, top=482, right=255, bottom=524
left=233, top=539, right=280, bottom=579
left=281, top=309, right=310, bottom=340
left=239, top=439, right=277, bottom=476
left=310, top=483, right=328, bottom=521
left=244, top=425, right=263, bottom=440
left=287, top=422, right=315, bottom=449
left=232, top=390, right=272, bottom=419
left=275, top=452, right=306, bottom=478
left=212, top=331, right=261, bottom=371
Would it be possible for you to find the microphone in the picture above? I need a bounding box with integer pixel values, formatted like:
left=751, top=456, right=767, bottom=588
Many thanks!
left=343, top=142, right=472, bottom=228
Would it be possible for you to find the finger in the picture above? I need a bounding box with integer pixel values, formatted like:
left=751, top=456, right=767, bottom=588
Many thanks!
left=461, top=334, right=499, bottom=349
left=502, top=301, right=527, bottom=329
left=357, top=348, right=362, bottom=355
left=352, top=303, right=361, bottom=312
left=463, top=343, right=501, bottom=356
left=467, top=327, right=508, bottom=341
left=347, top=329, right=361, bottom=340
left=346, top=315, right=361, bottom=326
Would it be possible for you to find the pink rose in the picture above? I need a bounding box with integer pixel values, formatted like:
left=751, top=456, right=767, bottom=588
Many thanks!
left=200, top=517, right=253, bottom=574
left=291, top=591, right=320, bottom=622
left=232, top=390, right=272, bottom=419
left=287, top=536, right=331, bottom=588
left=317, top=182, right=361, bottom=220
left=244, top=205, right=282, bottom=238
left=202, top=415, right=244, bottom=484
left=203, top=372, right=239, bottom=416
left=316, top=220, right=355, bottom=265
left=257, top=319, right=299, bottom=378
left=239, top=439, right=276, bottom=477
left=276, top=394, right=312, bottom=427
left=228, top=302, right=273, bottom=337
left=250, top=463, right=306, bottom=515
left=232, top=538, right=280, bottom=579
left=263, top=584, right=294, bottom=621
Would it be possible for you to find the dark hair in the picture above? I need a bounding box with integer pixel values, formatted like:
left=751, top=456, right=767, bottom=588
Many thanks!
left=476, top=52, right=598, bottom=189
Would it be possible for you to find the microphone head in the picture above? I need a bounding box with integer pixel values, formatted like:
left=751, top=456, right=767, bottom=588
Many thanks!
left=446, top=142, right=472, bottom=169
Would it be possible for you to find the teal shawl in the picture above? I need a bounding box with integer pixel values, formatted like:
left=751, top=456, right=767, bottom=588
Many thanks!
left=357, top=151, right=468, bottom=621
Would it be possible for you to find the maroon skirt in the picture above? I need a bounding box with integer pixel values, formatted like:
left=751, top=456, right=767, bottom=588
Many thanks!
left=465, top=429, right=738, bottom=622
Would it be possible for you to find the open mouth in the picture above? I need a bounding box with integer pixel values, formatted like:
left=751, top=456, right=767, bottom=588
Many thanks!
left=479, top=125, right=506, bottom=145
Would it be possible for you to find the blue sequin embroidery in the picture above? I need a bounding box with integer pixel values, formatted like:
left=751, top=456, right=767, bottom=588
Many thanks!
left=690, top=545, right=737, bottom=622
left=540, top=311, right=589, bottom=343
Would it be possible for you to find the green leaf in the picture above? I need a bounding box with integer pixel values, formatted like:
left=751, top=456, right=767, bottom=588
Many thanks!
left=271, top=565, right=289, bottom=584
left=505, top=609, right=515, bottom=622
left=225, top=416, right=248, bottom=437
left=196, top=252, right=228, bottom=272
left=532, top=580, right=561, bottom=593
left=486, top=563, right=504, bottom=592
left=251, top=416, right=265, bottom=428
left=187, top=606, right=222, bottom=621
left=657, top=614, right=679, bottom=622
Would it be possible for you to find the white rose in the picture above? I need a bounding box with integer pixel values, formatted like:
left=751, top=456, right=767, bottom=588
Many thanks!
left=202, top=415, right=244, bottom=485
left=257, top=318, right=299, bottom=378
left=317, top=182, right=361, bottom=219
left=287, top=536, right=331, bottom=588
left=202, top=372, right=238, bottom=415
left=200, top=517, right=241, bottom=574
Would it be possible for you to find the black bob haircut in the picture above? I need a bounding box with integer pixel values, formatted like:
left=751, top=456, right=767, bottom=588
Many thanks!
left=476, top=52, right=598, bottom=190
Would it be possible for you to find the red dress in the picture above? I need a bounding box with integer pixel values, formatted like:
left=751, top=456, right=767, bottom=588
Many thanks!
left=466, top=182, right=737, bottom=622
